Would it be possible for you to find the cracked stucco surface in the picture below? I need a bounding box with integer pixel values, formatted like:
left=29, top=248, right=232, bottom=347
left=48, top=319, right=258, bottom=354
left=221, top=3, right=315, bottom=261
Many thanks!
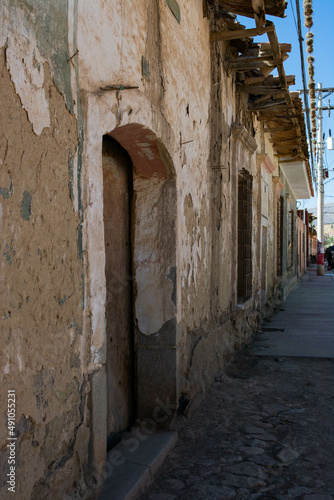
left=0, top=47, right=86, bottom=499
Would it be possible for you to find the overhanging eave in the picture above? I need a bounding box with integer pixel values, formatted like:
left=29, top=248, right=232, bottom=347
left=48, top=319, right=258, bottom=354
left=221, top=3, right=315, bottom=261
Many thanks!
left=279, top=160, right=312, bottom=199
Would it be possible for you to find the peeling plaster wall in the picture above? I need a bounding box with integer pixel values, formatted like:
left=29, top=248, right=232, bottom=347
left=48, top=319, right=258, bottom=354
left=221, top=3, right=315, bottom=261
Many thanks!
left=257, top=138, right=281, bottom=315
left=0, top=0, right=93, bottom=497
left=77, top=0, right=214, bottom=422
left=77, top=0, right=263, bottom=419
left=279, top=170, right=299, bottom=301
left=0, top=0, right=299, bottom=497
left=0, top=44, right=90, bottom=498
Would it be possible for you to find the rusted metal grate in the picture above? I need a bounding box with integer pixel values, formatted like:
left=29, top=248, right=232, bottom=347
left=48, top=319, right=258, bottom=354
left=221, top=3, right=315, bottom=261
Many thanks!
left=238, top=169, right=253, bottom=302
left=277, top=196, right=283, bottom=275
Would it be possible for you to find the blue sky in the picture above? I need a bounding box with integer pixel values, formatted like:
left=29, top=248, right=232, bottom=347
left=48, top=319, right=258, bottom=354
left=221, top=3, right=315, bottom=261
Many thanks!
left=240, top=1, right=334, bottom=211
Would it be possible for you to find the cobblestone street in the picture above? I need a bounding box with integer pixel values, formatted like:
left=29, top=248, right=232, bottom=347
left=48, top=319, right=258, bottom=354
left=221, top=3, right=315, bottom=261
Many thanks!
left=139, top=355, right=334, bottom=500
left=139, top=269, right=334, bottom=500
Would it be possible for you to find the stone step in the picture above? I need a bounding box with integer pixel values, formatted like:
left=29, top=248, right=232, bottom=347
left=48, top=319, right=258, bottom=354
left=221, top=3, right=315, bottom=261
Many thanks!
left=99, top=431, right=177, bottom=500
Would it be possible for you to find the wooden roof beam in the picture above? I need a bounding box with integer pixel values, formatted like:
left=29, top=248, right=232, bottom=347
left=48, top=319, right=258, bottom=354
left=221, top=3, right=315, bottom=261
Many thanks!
left=238, top=85, right=287, bottom=95
left=253, top=94, right=278, bottom=105
left=274, top=153, right=303, bottom=158
left=269, top=114, right=300, bottom=119
left=264, top=126, right=291, bottom=132
left=241, top=43, right=291, bottom=59
left=266, top=130, right=302, bottom=138
left=259, top=42, right=291, bottom=52
left=266, top=21, right=302, bottom=143
left=231, top=59, right=278, bottom=71
left=266, top=22, right=286, bottom=89
left=234, top=54, right=276, bottom=63
left=273, top=138, right=302, bottom=146
left=232, top=50, right=288, bottom=62
left=264, top=126, right=302, bottom=137
left=213, top=0, right=287, bottom=19
left=210, top=22, right=274, bottom=42
left=248, top=100, right=287, bottom=110
left=243, top=74, right=295, bottom=86
left=252, top=0, right=266, bottom=30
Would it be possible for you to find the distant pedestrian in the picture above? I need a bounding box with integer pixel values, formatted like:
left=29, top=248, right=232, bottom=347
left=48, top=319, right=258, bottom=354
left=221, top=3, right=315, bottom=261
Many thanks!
left=325, top=245, right=334, bottom=270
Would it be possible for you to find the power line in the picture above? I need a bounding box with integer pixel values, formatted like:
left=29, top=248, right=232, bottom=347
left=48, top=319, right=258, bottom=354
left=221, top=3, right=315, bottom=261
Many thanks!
left=290, top=1, right=300, bottom=37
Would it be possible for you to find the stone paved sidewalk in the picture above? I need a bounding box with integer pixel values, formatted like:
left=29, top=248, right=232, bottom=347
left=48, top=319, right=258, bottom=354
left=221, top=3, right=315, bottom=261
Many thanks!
left=138, top=349, right=334, bottom=500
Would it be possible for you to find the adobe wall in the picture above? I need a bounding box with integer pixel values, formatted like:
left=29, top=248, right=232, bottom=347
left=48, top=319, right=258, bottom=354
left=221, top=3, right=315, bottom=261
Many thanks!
left=279, top=169, right=299, bottom=301
left=0, top=46, right=88, bottom=500
left=0, top=0, right=284, bottom=497
left=256, top=133, right=283, bottom=317
left=0, top=2, right=91, bottom=498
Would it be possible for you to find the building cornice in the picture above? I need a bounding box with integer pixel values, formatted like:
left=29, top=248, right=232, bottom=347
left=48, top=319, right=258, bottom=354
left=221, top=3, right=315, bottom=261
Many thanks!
left=231, top=124, right=257, bottom=155
left=257, top=153, right=276, bottom=174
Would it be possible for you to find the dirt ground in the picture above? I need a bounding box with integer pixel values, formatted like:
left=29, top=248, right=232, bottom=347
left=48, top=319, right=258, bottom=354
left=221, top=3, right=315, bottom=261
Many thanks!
left=139, top=345, right=334, bottom=500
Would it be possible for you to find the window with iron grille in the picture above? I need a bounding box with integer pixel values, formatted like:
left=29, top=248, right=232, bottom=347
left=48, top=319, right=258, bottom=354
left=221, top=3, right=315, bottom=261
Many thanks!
left=287, top=210, right=294, bottom=270
left=277, top=196, right=283, bottom=276
left=237, top=169, right=253, bottom=302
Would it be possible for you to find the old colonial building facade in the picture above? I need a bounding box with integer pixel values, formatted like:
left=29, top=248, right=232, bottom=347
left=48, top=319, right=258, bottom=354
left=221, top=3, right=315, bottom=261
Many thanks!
left=0, top=1, right=313, bottom=498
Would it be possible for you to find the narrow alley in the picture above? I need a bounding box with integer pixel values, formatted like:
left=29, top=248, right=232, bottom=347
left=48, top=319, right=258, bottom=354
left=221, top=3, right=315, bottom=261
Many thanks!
left=138, top=266, right=334, bottom=500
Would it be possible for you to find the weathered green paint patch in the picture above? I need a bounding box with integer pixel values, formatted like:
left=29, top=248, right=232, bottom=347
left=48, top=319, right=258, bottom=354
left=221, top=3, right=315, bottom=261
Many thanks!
left=15, top=0, right=74, bottom=112
left=3, top=241, right=15, bottom=265
left=55, top=379, right=79, bottom=404
left=20, top=190, right=32, bottom=220
left=166, top=0, right=181, bottom=23
left=59, top=295, right=67, bottom=306
left=68, top=150, right=75, bottom=201
left=0, top=175, right=13, bottom=199
left=69, top=0, right=85, bottom=311
left=167, top=266, right=177, bottom=307
left=69, top=318, right=77, bottom=329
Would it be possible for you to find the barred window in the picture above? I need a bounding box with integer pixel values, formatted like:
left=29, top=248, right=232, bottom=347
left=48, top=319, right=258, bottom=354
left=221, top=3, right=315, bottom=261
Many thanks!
left=277, top=196, right=283, bottom=276
left=237, top=169, right=253, bottom=303
left=287, top=210, right=294, bottom=270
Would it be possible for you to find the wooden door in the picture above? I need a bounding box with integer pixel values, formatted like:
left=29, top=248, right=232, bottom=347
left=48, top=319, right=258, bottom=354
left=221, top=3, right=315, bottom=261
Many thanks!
left=103, top=136, right=134, bottom=449
left=261, top=225, right=268, bottom=304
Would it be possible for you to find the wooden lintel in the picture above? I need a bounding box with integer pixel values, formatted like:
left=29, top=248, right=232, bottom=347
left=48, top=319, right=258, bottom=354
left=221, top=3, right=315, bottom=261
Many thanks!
left=210, top=23, right=275, bottom=42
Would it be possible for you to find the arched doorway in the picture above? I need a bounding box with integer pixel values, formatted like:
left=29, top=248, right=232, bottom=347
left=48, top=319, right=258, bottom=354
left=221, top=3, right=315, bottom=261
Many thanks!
left=102, top=136, right=135, bottom=448
left=102, top=124, right=177, bottom=448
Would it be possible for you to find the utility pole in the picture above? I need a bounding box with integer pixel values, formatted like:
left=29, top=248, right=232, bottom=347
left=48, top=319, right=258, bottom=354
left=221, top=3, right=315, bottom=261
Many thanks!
left=317, top=83, right=324, bottom=275
left=300, top=85, right=334, bottom=273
